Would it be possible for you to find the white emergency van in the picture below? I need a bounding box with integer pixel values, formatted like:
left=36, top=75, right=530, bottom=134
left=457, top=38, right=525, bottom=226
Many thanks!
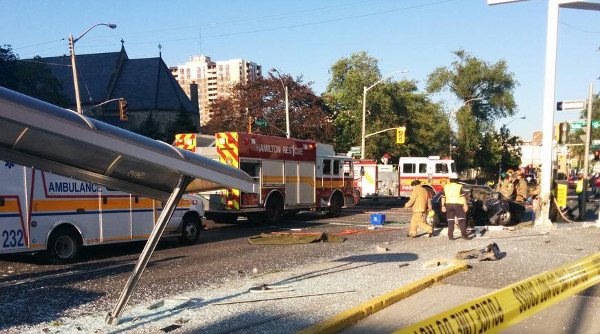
left=0, top=161, right=205, bottom=263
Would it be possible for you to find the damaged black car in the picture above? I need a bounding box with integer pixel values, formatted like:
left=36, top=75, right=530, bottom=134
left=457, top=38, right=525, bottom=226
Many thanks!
left=430, top=184, right=525, bottom=228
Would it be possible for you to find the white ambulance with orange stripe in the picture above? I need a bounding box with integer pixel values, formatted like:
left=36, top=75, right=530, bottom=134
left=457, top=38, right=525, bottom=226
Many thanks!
left=204, top=132, right=354, bottom=223
left=0, top=160, right=205, bottom=263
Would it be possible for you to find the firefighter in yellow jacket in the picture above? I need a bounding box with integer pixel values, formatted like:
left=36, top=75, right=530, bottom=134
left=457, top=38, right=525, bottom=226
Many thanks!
left=442, top=178, right=470, bottom=240
left=404, top=180, right=433, bottom=238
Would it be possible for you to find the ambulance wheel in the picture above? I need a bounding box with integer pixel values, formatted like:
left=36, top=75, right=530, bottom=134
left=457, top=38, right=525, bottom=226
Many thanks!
left=179, top=215, right=202, bottom=245
left=265, top=196, right=283, bottom=224
left=326, top=194, right=343, bottom=218
left=46, top=226, right=81, bottom=264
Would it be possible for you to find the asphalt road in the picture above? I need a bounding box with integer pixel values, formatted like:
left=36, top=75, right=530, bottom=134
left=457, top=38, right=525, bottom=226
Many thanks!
left=3, top=197, right=600, bottom=333
left=0, top=201, right=412, bottom=332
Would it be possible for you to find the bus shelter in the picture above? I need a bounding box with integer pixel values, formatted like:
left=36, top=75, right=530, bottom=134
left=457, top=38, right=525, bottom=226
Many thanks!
left=0, top=87, right=257, bottom=325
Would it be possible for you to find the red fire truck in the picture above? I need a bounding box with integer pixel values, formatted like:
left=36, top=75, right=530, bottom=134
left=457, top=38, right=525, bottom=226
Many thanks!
left=201, top=132, right=354, bottom=224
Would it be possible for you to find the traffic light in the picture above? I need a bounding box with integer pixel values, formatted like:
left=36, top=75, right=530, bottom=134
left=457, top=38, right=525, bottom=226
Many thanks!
left=594, top=150, right=600, bottom=161
left=558, top=122, right=569, bottom=144
left=396, top=126, right=406, bottom=144
left=119, top=98, right=128, bottom=121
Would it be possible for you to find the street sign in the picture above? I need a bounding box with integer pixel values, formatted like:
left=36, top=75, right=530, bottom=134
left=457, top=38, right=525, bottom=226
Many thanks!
left=571, top=121, right=586, bottom=130
left=557, top=100, right=586, bottom=111
left=569, top=120, right=599, bottom=130
left=349, top=146, right=361, bottom=154
left=254, top=119, right=268, bottom=127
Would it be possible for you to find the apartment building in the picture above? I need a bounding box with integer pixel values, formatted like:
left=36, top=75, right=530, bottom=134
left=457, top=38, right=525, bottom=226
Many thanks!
left=173, top=55, right=262, bottom=125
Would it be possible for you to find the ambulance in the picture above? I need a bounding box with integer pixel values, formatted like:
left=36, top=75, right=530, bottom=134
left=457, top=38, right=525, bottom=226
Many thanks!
left=200, top=132, right=354, bottom=223
left=398, top=156, right=457, bottom=197
left=0, top=161, right=205, bottom=263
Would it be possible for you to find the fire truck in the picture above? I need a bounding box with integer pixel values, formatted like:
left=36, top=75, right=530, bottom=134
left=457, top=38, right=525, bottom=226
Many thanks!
left=199, top=132, right=354, bottom=224
left=353, top=160, right=398, bottom=198
left=398, top=156, right=457, bottom=197
left=352, top=156, right=457, bottom=199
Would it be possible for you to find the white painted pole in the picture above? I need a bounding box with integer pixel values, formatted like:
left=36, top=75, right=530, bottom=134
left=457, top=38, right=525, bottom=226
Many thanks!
left=535, top=1, right=559, bottom=227
left=361, top=86, right=367, bottom=159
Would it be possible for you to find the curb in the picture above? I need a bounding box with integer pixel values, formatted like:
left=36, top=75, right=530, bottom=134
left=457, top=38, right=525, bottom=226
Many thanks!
left=296, top=259, right=468, bottom=334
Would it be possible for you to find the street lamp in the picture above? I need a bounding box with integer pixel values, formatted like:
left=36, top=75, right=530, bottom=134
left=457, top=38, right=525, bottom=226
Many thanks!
left=69, top=23, right=117, bottom=114
left=361, top=69, right=409, bottom=159
left=504, top=115, right=526, bottom=128
left=270, top=68, right=290, bottom=138
left=448, top=97, right=483, bottom=158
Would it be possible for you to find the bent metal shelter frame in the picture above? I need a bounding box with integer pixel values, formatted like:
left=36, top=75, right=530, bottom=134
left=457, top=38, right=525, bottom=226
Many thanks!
left=0, top=87, right=257, bottom=325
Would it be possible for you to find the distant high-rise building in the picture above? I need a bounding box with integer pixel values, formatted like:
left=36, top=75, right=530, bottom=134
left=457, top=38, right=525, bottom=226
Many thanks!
left=174, top=55, right=262, bottom=125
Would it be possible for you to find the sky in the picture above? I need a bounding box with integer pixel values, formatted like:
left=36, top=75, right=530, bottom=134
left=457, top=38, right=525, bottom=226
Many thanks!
left=2, top=0, right=600, bottom=140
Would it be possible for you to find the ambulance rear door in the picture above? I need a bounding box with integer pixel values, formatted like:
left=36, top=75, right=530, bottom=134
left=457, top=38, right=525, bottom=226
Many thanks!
left=0, top=162, right=29, bottom=253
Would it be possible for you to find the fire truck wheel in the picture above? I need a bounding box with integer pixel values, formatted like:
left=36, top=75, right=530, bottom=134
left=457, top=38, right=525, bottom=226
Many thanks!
left=265, top=196, right=283, bottom=224
left=353, top=189, right=361, bottom=204
left=211, top=213, right=239, bottom=224
left=247, top=213, right=266, bottom=225
left=46, top=226, right=81, bottom=264
left=283, top=210, right=300, bottom=218
left=179, top=216, right=202, bottom=245
left=326, top=194, right=343, bottom=218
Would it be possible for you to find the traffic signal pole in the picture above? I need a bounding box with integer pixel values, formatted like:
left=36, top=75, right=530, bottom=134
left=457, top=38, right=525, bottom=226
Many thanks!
left=582, top=83, right=594, bottom=219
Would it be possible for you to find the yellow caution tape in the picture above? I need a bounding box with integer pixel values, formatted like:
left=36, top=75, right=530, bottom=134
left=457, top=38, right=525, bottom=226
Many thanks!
left=395, top=252, right=600, bottom=334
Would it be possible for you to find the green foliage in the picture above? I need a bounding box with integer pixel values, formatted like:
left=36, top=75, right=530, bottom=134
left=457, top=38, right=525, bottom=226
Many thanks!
left=0, top=44, right=68, bottom=106
left=426, top=49, right=518, bottom=172
left=134, top=112, right=163, bottom=140
left=325, top=51, right=449, bottom=159
left=570, top=93, right=600, bottom=164
left=164, top=104, right=198, bottom=142
left=326, top=51, right=381, bottom=152
left=498, top=125, right=522, bottom=172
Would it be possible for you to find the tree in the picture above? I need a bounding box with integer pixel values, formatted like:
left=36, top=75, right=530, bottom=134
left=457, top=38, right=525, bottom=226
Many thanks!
left=204, top=75, right=333, bottom=143
left=135, top=112, right=163, bottom=141
left=325, top=51, right=449, bottom=159
left=569, top=93, right=600, bottom=167
left=0, top=45, right=18, bottom=90
left=324, top=51, right=381, bottom=153
left=0, top=44, right=68, bottom=106
left=427, top=49, right=518, bottom=172
left=364, top=81, right=449, bottom=159
left=497, top=125, right=522, bottom=174
left=164, top=104, right=198, bottom=143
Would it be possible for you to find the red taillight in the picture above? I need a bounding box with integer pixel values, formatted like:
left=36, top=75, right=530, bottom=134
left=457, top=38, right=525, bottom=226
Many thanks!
left=226, top=199, right=234, bottom=206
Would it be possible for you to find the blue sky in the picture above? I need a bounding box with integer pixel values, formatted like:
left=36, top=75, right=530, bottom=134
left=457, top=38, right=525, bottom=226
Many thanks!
left=2, top=0, right=600, bottom=140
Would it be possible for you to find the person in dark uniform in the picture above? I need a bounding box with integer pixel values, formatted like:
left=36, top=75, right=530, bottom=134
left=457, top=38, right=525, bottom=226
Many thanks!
left=441, top=178, right=470, bottom=240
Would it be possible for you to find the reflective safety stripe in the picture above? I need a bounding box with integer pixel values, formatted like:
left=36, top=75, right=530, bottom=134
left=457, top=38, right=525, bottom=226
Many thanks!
left=444, top=183, right=463, bottom=204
